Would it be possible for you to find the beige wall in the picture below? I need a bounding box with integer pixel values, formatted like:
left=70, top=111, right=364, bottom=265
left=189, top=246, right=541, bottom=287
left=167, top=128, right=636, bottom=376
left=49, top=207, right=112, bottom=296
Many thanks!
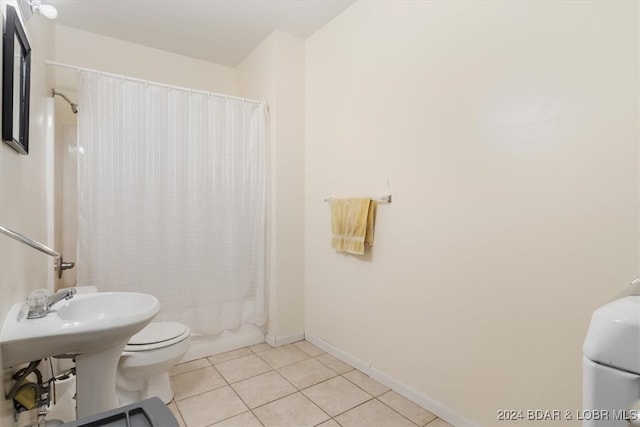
left=54, top=24, right=236, bottom=94
left=237, top=31, right=306, bottom=343
left=0, top=4, right=56, bottom=424
left=305, top=1, right=639, bottom=425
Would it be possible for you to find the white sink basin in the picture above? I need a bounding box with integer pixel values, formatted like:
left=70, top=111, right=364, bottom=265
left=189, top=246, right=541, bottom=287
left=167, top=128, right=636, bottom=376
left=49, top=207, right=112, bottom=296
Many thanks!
left=1, top=292, right=160, bottom=367
left=0, top=291, right=160, bottom=418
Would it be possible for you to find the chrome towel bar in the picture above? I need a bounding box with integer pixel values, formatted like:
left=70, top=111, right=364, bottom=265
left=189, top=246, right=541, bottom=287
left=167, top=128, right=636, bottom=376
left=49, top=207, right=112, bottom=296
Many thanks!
left=324, top=195, right=392, bottom=204
left=0, top=224, right=75, bottom=279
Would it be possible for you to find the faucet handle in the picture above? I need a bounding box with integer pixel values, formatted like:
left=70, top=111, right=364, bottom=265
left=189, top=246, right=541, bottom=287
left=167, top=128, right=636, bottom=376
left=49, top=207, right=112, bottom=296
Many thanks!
left=27, top=289, right=50, bottom=319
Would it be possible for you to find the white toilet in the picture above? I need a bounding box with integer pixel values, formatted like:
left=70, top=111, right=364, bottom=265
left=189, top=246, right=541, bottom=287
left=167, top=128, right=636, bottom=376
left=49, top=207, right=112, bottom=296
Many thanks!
left=72, top=287, right=191, bottom=405
left=116, top=321, right=191, bottom=405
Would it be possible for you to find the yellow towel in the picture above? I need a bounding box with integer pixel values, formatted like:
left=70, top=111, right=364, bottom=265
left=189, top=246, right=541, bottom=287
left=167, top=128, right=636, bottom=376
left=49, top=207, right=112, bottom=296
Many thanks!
left=331, top=198, right=377, bottom=255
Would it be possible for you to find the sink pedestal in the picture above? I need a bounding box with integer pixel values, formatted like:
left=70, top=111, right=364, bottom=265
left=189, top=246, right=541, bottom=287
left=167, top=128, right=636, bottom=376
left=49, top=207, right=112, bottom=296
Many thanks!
left=75, top=339, right=129, bottom=418
left=0, top=292, right=160, bottom=419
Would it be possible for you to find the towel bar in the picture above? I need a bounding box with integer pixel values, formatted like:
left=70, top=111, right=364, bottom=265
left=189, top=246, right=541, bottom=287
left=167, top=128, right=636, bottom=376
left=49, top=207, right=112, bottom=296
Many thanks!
left=324, top=195, right=392, bottom=204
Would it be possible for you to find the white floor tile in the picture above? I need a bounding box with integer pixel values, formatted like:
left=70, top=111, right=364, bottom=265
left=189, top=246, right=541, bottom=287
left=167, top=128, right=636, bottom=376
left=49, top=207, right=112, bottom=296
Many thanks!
left=253, top=392, right=330, bottom=427
left=231, top=371, right=296, bottom=409
left=210, top=411, right=263, bottom=427
left=293, top=341, right=325, bottom=357
left=169, top=342, right=445, bottom=427
left=277, top=358, right=337, bottom=390
left=257, top=344, right=310, bottom=369
left=379, top=391, right=437, bottom=426
left=176, top=386, right=248, bottom=427
left=215, top=354, right=272, bottom=383
left=302, top=376, right=372, bottom=417
left=343, top=370, right=390, bottom=396
left=167, top=401, right=186, bottom=427
left=336, top=399, right=417, bottom=427
left=249, top=342, right=273, bottom=353
left=171, top=366, right=227, bottom=401
left=208, top=348, right=254, bottom=365
left=314, top=353, right=354, bottom=374
left=426, top=418, right=455, bottom=427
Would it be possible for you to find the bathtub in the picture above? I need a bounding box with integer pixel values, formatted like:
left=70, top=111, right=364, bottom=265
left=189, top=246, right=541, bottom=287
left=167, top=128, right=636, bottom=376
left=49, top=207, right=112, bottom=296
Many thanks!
left=182, top=323, right=265, bottom=362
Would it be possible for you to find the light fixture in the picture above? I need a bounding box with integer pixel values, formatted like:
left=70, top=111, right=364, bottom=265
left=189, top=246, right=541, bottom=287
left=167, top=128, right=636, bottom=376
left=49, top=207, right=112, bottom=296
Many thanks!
left=30, top=0, right=58, bottom=19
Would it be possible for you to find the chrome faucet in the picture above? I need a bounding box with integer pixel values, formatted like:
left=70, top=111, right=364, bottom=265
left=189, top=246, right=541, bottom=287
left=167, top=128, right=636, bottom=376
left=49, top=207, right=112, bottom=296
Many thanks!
left=48, top=288, right=77, bottom=309
left=27, top=288, right=77, bottom=319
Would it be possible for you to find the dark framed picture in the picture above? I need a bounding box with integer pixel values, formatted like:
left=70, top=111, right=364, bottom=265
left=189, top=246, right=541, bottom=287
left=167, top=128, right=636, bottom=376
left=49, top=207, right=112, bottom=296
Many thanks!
left=2, top=5, right=31, bottom=154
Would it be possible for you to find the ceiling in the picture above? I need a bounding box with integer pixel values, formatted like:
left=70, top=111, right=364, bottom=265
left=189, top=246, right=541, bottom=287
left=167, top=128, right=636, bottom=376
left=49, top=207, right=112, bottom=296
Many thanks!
left=46, top=0, right=355, bottom=67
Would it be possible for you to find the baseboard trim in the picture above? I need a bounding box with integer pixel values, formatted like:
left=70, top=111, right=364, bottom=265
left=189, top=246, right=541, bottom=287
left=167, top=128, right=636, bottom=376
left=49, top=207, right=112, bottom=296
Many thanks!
left=305, top=333, right=480, bottom=427
left=265, top=331, right=305, bottom=347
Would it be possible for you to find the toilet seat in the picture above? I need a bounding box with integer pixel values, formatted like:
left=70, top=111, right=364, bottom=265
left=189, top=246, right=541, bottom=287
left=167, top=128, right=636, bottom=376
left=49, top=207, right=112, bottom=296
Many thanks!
left=124, top=322, right=190, bottom=352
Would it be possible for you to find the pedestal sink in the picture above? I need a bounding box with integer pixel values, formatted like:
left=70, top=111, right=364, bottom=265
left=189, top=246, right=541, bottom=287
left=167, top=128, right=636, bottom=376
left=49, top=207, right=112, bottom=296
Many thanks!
left=0, top=292, right=160, bottom=418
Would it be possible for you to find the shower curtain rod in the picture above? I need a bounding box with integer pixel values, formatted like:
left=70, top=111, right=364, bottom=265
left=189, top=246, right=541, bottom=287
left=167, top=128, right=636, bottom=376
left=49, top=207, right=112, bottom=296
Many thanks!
left=44, top=60, right=266, bottom=106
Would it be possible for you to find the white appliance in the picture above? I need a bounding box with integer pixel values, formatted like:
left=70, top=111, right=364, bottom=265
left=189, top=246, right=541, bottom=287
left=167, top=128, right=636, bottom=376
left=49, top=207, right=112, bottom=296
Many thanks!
left=583, top=279, right=640, bottom=426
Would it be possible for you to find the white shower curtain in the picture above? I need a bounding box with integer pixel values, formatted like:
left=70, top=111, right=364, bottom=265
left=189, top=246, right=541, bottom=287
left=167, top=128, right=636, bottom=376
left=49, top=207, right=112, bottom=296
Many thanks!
left=76, top=71, right=267, bottom=335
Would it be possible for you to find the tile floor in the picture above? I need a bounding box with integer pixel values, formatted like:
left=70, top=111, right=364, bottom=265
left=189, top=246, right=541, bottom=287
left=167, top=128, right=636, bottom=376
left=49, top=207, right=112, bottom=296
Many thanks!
left=167, top=340, right=454, bottom=427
